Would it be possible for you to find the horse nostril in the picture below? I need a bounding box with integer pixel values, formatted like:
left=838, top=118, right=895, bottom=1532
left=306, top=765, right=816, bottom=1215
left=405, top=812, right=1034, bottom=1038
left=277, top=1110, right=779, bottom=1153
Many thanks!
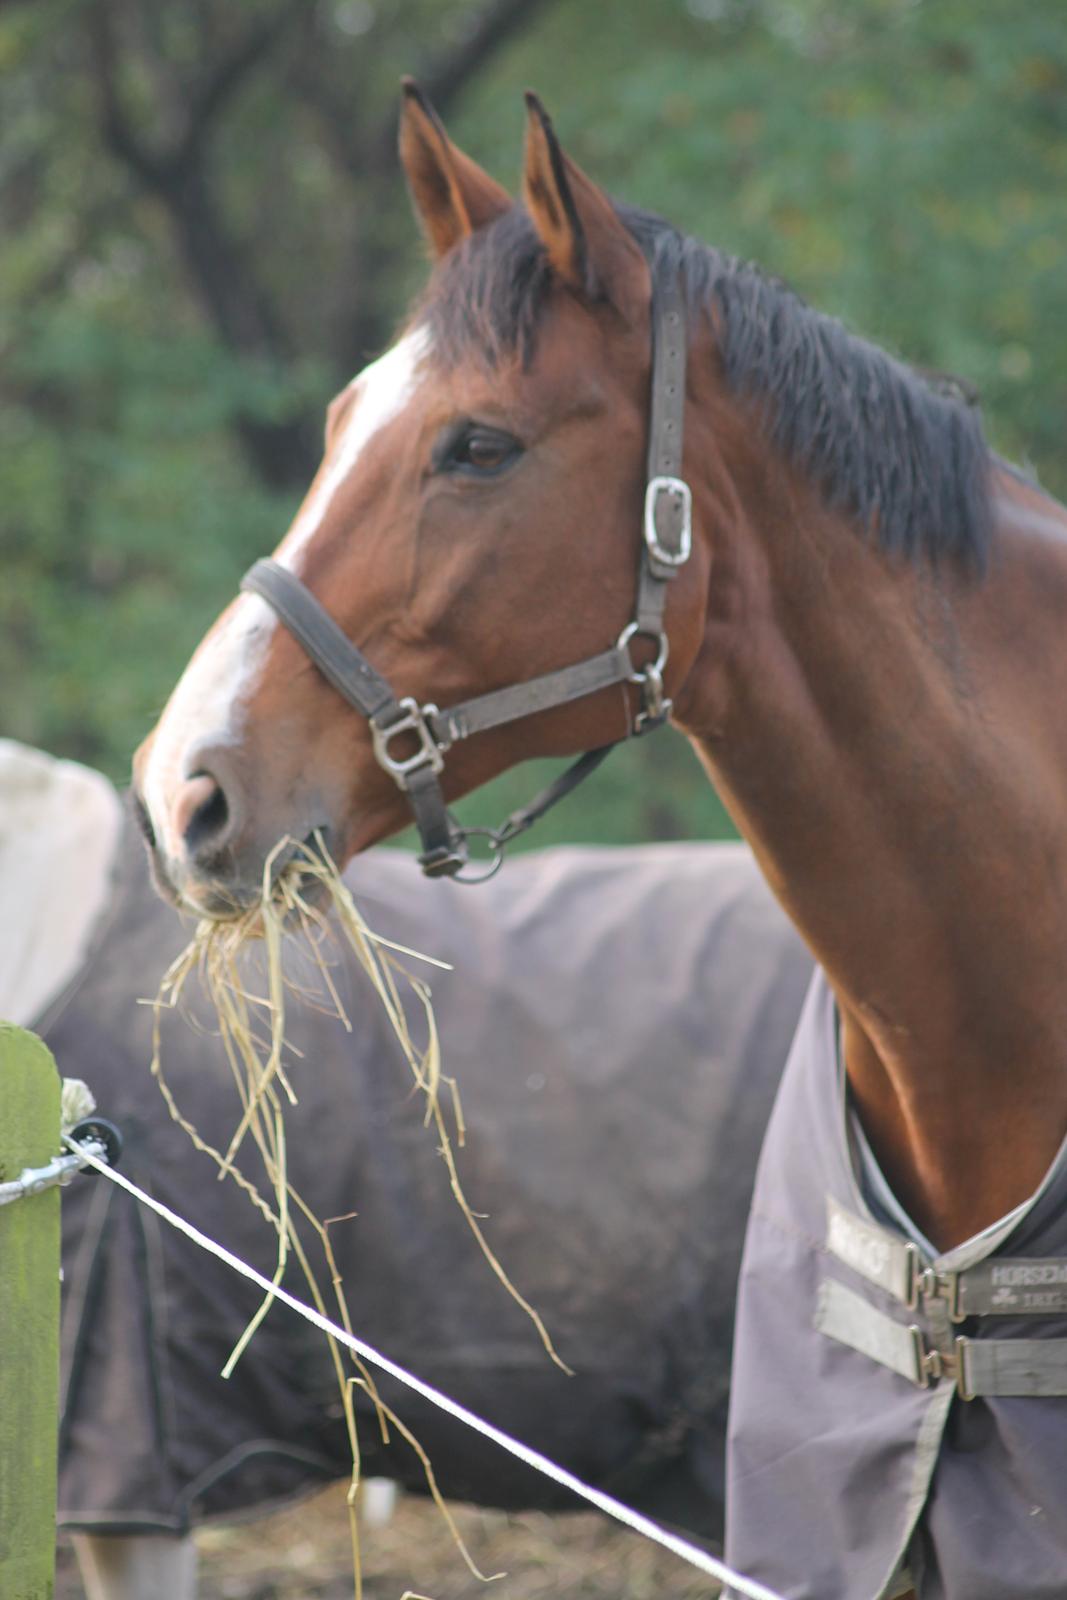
left=174, top=772, right=231, bottom=859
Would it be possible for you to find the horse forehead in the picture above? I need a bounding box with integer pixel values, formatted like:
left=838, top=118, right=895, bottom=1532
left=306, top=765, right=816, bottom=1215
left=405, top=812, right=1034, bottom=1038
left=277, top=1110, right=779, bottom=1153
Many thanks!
left=277, top=325, right=433, bottom=574
left=343, top=324, right=431, bottom=414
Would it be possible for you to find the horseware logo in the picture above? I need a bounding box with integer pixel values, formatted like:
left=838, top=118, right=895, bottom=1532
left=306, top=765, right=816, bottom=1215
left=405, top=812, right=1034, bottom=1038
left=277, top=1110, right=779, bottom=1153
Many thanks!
left=990, top=1262, right=1067, bottom=1287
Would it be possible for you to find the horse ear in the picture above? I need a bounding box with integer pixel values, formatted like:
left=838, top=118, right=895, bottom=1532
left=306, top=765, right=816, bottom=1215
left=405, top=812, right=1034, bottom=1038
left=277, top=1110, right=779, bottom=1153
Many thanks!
left=399, top=78, right=511, bottom=258
left=522, top=91, right=648, bottom=310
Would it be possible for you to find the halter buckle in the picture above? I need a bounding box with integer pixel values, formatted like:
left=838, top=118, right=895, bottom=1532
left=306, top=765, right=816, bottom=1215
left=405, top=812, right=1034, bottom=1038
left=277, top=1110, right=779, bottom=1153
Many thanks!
left=372, top=698, right=446, bottom=787
left=644, top=475, right=693, bottom=569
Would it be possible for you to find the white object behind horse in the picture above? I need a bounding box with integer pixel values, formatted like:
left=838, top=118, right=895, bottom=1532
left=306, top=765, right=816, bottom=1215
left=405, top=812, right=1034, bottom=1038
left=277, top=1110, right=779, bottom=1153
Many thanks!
left=0, top=742, right=190, bottom=1599
left=0, top=739, right=124, bottom=1027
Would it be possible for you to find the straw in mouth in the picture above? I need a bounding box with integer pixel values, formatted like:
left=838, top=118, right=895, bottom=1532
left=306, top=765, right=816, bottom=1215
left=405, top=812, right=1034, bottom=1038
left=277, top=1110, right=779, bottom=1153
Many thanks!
left=148, top=832, right=566, bottom=1597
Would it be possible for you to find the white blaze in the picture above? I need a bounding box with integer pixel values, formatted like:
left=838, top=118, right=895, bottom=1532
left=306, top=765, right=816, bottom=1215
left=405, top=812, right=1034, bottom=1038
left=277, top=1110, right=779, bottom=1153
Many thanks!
left=276, top=325, right=431, bottom=575
left=142, top=326, right=430, bottom=861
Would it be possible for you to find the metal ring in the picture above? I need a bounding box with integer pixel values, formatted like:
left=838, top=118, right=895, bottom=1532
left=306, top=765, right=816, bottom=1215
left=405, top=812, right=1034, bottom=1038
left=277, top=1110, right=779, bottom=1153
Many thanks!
left=449, top=828, right=506, bottom=885
left=617, top=621, right=669, bottom=684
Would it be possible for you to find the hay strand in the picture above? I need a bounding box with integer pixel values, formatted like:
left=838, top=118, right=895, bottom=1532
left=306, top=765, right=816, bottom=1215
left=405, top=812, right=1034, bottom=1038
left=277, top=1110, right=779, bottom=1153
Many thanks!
left=149, top=835, right=565, bottom=1596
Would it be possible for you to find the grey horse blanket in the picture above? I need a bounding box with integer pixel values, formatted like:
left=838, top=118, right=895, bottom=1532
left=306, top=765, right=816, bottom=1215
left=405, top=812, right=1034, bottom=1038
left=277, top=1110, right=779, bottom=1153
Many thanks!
left=726, top=970, right=1067, bottom=1599
left=43, top=822, right=811, bottom=1540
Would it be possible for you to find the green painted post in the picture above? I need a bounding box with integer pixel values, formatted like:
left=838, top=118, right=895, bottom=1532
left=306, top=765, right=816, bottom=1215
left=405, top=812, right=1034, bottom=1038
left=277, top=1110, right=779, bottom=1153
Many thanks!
left=0, top=1024, right=61, bottom=1600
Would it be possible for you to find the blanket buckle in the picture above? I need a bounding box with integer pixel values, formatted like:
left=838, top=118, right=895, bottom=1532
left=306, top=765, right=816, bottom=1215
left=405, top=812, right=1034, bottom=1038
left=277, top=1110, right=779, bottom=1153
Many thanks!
left=907, top=1259, right=963, bottom=1322
left=910, top=1328, right=973, bottom=1398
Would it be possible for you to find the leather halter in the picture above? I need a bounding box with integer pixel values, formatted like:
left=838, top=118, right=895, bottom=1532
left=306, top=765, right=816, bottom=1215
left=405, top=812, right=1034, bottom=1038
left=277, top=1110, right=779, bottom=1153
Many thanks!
left=241, top=278, right=692, bottom=881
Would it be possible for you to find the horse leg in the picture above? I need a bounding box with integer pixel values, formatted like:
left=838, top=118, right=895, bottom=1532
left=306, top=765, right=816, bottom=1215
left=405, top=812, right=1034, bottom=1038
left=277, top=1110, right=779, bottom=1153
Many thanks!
left=71, top=1531, right=197, bottom=1600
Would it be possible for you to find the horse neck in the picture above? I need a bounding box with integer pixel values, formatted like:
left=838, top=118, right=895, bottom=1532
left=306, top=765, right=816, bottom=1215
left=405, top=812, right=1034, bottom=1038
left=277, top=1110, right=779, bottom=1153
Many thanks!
left=674, top=414, right=1067, bottom=1248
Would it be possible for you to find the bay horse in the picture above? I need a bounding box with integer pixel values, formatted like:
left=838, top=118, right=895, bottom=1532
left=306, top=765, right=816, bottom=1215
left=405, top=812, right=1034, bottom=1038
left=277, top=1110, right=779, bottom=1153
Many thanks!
left=133, top=85, right=1067, bottom=1598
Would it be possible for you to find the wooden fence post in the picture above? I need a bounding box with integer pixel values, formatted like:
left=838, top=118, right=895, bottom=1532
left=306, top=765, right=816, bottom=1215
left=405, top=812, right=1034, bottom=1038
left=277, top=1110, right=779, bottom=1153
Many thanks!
left=0, top=1023, right=61, bottom=1600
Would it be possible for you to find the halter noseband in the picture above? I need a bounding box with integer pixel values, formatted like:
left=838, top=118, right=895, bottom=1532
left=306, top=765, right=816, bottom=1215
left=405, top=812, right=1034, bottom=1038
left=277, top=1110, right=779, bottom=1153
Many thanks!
left=241, top=279, right=692, bottom=882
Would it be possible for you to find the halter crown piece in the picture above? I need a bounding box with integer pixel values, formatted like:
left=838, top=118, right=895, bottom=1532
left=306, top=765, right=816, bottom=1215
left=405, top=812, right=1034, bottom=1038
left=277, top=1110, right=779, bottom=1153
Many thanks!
left=241, top=277, right=692, bottom=882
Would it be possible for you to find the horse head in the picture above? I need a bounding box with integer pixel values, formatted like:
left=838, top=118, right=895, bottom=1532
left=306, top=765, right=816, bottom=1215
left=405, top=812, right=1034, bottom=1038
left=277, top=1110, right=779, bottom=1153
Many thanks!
left=134, top=86, right=712, bottom=913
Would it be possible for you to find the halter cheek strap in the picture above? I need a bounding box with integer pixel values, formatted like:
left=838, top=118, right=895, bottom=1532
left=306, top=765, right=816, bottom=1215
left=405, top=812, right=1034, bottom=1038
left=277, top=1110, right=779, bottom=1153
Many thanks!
left=240, top=276, right=692, bottom=881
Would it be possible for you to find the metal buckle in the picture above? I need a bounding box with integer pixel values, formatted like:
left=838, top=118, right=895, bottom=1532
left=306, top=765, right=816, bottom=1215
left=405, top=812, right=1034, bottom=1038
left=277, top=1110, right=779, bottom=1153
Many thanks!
left=910, top=1262, right=964, bottom=1323
left=371, top=698, right=445, bottom=787
left=911, top=1325, right=941, bottom=1388
left=910, top=1329, right=973, bottom=1398
left=644, top=475, right=693, bottom=568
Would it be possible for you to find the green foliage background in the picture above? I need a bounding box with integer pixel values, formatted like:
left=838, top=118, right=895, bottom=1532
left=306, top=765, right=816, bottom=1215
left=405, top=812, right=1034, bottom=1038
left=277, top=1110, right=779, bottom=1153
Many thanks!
left=2, top=0, right=1065, bottom=851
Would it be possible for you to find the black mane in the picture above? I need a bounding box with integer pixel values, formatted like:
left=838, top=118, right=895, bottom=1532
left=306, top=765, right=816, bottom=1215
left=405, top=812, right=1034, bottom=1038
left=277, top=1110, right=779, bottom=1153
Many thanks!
left=424, top=203, right=993, bottom=569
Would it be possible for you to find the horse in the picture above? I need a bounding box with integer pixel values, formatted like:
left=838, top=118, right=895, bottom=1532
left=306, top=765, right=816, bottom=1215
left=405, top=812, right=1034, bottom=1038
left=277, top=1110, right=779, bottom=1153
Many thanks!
left=0, top=742, right=811, bottom=1599
left=131, top=85, right=1067, bottom=1600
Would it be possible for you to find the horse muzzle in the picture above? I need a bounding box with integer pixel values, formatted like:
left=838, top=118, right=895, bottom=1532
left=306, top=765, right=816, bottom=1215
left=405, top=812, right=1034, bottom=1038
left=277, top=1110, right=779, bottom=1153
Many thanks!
left=131, top=740, right=334, bottom=917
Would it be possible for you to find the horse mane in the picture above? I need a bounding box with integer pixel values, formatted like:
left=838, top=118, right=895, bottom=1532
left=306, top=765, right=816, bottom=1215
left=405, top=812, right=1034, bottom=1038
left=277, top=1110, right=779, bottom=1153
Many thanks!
left=422, top=203, right=993, bottom=570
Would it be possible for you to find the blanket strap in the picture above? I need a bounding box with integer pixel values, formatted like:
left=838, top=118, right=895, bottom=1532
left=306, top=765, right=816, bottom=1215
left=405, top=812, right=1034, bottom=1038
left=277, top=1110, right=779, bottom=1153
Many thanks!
left=826, top=1196, right=1067, bottom=1321
left=816, top=1279, right=1067, bottom=1400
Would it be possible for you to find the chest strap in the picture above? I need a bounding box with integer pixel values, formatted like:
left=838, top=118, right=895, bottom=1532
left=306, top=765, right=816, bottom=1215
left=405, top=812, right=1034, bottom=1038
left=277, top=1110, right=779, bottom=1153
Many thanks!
left=816, top=1278, right=1067, bottom=1400
left=826, top=1195, right=1067, bottom=1321
left=819, top=1199, right=1067, bottom=1399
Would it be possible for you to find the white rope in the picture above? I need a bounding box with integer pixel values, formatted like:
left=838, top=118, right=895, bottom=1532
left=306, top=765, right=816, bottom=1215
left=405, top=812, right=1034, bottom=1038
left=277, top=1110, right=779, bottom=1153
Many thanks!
left=65, top=1135, right=786, bottom=1600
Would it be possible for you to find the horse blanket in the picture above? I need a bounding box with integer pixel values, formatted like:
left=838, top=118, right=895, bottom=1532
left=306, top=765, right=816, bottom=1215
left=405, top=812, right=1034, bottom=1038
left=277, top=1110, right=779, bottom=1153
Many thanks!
left=34, top=800, right=811, bottom=1541
left=0, top=738, right=122, bottom=1026
left=726, top=970, right=1067, bottom=1599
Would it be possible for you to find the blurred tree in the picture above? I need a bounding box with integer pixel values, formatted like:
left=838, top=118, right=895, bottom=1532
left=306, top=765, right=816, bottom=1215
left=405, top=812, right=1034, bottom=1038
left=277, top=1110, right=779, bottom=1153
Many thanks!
left=2, top=0, right=1065, bottom=848
left=0, top=0, right=561, bottom=772
left=79, top=0, right=556, bottom=487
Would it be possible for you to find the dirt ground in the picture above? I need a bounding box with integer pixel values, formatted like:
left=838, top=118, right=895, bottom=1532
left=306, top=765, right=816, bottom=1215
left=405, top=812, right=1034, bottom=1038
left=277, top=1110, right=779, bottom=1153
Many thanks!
left=57, top=1482, right=720, bottom=1599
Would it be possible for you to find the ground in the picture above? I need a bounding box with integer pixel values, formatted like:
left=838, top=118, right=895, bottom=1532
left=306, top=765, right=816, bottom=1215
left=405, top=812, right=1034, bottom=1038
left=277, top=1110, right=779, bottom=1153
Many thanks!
left=57, top=1483, right=720, bottom=1598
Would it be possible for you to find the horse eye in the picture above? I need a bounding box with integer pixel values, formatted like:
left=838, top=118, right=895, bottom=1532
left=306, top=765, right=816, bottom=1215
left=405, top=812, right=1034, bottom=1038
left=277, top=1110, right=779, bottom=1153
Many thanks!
left=440, top=425, right=521, bottom=478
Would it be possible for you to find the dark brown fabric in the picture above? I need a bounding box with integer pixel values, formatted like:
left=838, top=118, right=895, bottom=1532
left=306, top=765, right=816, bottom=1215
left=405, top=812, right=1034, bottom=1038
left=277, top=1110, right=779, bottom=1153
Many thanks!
left=42, top=823, right=811, bottom=1538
